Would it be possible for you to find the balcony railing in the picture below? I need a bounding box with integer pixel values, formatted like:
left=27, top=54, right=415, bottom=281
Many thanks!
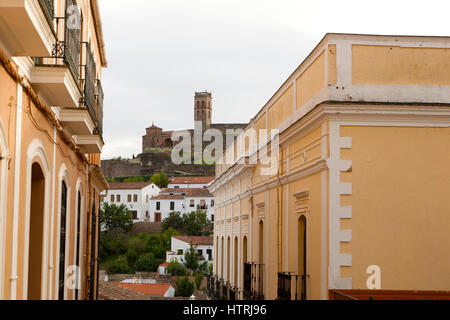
left=84, top=42, right=96, bottom=121
left=96, top=79, right=104, bottom=136
left=38, top=0, right=55, bottom=25
left=215, top=279, right=221, bottom=300
left=243, top=262, right=264, bottom=300
left=277, top=272, right=307, bottom=300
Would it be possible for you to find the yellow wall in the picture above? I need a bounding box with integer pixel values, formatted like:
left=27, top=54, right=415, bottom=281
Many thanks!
left=296, top=51, right=325, bottom=109
left=268, top=85, right=293, bottom=130
left=340, top=126, right=450, bottom=291
left=352, top=45, right=450, bottom=86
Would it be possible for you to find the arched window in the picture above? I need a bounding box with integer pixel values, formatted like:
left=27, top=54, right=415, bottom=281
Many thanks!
left=75, top=191, right=82, bottom=300
left=298, top=216, right=307, bottom=300
left=89, top=190, right=97, bottom=300
left=227, top=237, right=231, bottom=281
left=28, top=162, right=46, bottom=300
left=58, top=181, right=68, bottom=300
left=234, top=237, right=238, bottom=286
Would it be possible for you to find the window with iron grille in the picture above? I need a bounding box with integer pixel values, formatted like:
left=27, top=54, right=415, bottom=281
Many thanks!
left=59, top=181, right=68, bottom=300
left=156, top=202, right=161, bottom=210
left=170, top=202, right=175, bottom=211
left=75, top=191, right=82, bottom=300
left=128, top=195, right=132, bottom=203
left=110, top=195, right=114, bottom=203
left=133, top=194, right=138, bottom=202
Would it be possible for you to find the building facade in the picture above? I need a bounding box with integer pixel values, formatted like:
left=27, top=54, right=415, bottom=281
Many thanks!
left=0, top=0, right=108, bottom=300
left=149, top=188, right=214, bottom=222
left=103, top=182, right=161, bottom=222
left=209, top=34, right=450, bottom=300
left=168, top=176, right=214, bottom=189
left=166, top=236, right=214, bottom=266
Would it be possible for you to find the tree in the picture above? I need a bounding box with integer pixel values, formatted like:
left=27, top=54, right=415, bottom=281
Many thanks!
left=161, top=212, right=184, bottom=232
left=182, top=210, right=211, bottom=236
left=150, top=172, right=169, bottom=188
left=100, top=203, right=133, bottom=234
left=168, top=260, right=187, bottom=276
left=194, top=273, right=203, bottom=290
left=162, top=227, right=179, bottom=248
left=184, top=243, right=199, bottom=274
left=135, top=253, right=161, bottom=272
left=123, top=176, right=145, bottom=182
left=175, top=277, right=195, bottom=297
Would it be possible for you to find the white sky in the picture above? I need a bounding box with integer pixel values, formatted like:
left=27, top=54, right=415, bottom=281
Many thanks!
left=99, top=0, right=450, bottom=159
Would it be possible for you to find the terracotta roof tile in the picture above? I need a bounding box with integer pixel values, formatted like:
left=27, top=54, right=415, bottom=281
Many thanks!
left=174, top=236, right=213, bottom=246
left=168, top=176, right=215, bottom=184
left=116, top=283, right=172, bottom=296
left=109, top=182, right=155, bottom=190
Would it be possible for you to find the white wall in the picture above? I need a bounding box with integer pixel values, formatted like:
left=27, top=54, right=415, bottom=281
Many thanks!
left=103, top=184, right=160, bottom=222
left=168, top=183, right=210, bottom=189
left=167, top=238, right=213, bottom=265
left=149, top=196, right=214, bottom=222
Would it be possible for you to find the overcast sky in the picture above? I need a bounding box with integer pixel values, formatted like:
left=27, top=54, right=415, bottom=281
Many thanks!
left=99, top=0, right=450, bottom=159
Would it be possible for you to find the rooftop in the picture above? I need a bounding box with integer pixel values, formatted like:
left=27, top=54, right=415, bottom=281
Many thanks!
left=173, top=236, right=213, bottom=246
left=108, top=182, right=155, bottom=190
left=116, top=283, right=172, bottom=296
left=168, top=176, right=215, bottom=184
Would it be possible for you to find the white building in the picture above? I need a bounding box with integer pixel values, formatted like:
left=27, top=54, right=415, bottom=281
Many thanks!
left=168, top=176, right=214, bottom=189
left=149, top=188, right=214, bottom=222
left=103, top=182, right=161, bottom=222
left=166, top=236, right=214, bottom=266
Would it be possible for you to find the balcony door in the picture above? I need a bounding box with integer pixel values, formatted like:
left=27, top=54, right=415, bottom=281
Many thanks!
left=27, top=163, right=46, bottom=300
left=298, top=215, right=307, bottom=300
left=58, top=181, right=68, bottom=300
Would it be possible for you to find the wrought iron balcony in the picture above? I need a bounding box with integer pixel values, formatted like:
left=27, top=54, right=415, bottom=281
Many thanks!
left=96, top=80, right=104, bottom=136
left=51, top=0, right=81, bottom=81
left=277, top=272, right=307, bottom=300
left=215, top=279, right=221, bottom=300
left=38, top=0, right=55, bottom=25
left=243, top=262, right=264, bottom=300
left=84, top=42, right=96, bottom=122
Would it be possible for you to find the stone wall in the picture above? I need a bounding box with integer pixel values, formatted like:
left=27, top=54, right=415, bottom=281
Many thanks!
left=101, top=151, right=215, bottom=178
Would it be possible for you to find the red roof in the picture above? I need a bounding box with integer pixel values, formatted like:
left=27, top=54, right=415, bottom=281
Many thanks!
left=159, top=262, right=169, bottom=267
left=168, top=176, right=215, bottom=184
left=174, top=236, right=213, bottom=246
left=108, top=182, right=155, bottom=190
left=152, top=188, right=212, bottom=200
left=116, top=283, right=172, bottom=296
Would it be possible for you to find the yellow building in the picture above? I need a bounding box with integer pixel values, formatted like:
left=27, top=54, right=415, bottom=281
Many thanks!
left=0, top=0, right=108, bottom=300
left=209, top=34, right=450, bottom=300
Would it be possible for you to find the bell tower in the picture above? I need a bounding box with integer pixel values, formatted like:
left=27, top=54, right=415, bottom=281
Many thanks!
left=194, top=91, right=212, bottom=130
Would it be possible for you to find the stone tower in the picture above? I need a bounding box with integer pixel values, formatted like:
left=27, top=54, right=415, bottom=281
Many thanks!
left=194, top=91, right=212, bottom=130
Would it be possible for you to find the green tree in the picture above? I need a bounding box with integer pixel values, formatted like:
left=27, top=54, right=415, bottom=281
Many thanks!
left=175, top=277, right=195, bottom=297
left=150, top=172, right=169, bottom=188
left=123, top=176, right=145, bottom=182
left=194, top=273, right=203, bottom=290
left=161, top=212, right=184, bottom=232
left=162, top=227, right=179, bottom=248
left=100, top=203, right=133, bottom=234
left=135, top=253, right=161, bottom=272
left=184, top=243, right=199, bottom=274
left=182, top=210, right=211, bottom=236
left=168, top=260, right=188, bottom=276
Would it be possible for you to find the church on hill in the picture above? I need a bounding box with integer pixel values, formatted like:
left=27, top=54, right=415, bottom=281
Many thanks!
left=142, top=91, right=247, bottom=152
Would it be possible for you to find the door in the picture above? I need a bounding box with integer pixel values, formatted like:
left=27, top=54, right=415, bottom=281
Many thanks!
left=155, top=212, right=161, bottom=222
